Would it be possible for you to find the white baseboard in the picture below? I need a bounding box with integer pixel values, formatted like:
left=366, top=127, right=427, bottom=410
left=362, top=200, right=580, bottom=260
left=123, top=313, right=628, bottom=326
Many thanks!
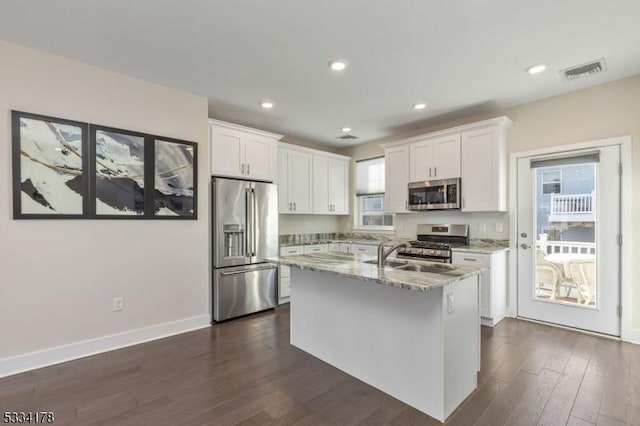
left=627, top=328, right=640, bottom=345
left=0, top=315, right=211, bottom=378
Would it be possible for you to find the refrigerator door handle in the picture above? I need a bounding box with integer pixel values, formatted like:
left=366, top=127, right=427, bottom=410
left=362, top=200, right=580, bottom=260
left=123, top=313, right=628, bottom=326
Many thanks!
left=220, top=265, right=277, bottom=276
left=245, top=187, right=252, bottom=259
left=252, top=188, right=258, bottom=256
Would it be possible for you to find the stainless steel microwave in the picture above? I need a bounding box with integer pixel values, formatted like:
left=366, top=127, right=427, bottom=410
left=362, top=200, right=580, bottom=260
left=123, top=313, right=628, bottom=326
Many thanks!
left=407, top=178, right=461, bottom=210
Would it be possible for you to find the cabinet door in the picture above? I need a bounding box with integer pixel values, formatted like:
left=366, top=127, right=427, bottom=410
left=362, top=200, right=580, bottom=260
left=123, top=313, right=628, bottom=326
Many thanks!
left=385, top=146, right=410, bottom=212
left=432, top=133, right=461, bottom=179
left=352, top=244, right=377, bottom=255
left=312, top=156, right=331, bottom=214
left=329, top=158, right=349, bottom=214
left=452, top=252, right=491, bottom=317
left=409, top=139, right=434, bottom=182
left=288, top=151, right=313, bottom=213
left=211, top=126, right=245, bottom=178
left=303, top=244, right=328, bottom=254
left=244, top=134, right=275, bottom=181
left=461, top=126, right=506, bottom=211
left=278, top=150, right=290, bottom=213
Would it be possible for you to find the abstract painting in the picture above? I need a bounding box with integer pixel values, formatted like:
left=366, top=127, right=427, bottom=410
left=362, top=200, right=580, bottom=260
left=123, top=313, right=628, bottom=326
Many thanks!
left=153, top=138, right=197, bottom=218
left=12, top=111, right=89, bottom=218
left=92, top=126, right=147, bottom=216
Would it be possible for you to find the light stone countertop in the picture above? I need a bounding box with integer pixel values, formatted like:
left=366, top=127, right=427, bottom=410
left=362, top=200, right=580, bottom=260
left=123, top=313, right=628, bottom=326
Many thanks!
left=279, top=239, right=386, bottom=248
left=451, top=241, right=510, bottom=255
left=266, top=251, right=484, bottom=293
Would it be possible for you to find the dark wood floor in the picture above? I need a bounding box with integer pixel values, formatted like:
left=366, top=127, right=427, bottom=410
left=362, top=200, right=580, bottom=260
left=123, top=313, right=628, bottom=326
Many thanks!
left=1, top=305, right=639, bottom=425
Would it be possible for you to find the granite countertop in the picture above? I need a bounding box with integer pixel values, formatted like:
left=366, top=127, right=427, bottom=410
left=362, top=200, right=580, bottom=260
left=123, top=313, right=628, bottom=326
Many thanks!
left=451, top=240, right=510, bottom=254
left=280, top=239, right=385, bottom=248
left=266, top=252, right=484, bottom=293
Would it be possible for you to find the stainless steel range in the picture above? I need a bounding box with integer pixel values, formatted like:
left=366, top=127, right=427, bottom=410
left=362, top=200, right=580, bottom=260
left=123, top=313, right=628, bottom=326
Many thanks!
left=396, top=224, right=469, bottom=263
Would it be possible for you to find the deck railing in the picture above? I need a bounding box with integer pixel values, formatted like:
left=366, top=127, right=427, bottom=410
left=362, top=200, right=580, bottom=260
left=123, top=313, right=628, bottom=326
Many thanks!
left=549, top=192, right=595, bottom=222
left=536, top=234, right=596, bottom=255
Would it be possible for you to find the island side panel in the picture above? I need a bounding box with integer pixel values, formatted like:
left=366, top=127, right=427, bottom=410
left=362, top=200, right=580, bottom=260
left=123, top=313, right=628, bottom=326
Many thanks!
left=442, top=275, right=480, bottom=419
left=290, top=268, right=446, bottom=421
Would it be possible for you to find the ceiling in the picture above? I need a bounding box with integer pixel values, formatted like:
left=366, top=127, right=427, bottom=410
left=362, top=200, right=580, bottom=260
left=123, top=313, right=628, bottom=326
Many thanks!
left=1, top=1, right=640, bottom=146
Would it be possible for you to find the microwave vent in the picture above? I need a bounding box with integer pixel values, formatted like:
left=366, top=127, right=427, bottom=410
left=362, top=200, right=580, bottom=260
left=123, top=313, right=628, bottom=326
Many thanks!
left=560, top=58, right=607, bottom=81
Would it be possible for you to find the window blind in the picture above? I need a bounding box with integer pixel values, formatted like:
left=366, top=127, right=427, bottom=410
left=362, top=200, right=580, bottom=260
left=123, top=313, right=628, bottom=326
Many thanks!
left=356, top=157, right=385, bottom=195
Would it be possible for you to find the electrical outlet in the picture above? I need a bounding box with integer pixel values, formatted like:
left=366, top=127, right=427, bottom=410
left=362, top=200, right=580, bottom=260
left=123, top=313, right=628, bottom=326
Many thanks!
left=479, top=223, right=487, bottom=233
left=495, top=222, right=504, bottom=233
left=112, top=297, right=124, bottom=312
left=447, top=293, right=455, bottom=314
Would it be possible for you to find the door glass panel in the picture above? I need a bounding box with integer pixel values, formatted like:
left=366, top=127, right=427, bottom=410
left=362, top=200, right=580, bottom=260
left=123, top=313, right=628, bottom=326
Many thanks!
left=533, top=161, right=597, bottom=307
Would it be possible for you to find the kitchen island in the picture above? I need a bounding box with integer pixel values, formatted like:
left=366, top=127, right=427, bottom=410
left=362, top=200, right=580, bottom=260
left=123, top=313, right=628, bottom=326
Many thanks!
left=267, top=251, right=483, bottom=422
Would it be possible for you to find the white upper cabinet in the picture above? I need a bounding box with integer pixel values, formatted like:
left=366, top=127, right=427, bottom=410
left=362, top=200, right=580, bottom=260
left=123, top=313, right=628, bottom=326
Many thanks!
left=409, top=134, right=461, bottom=182
left=461, top=120, right=510, bottom=212
left=280, top=148, right=313, bottom=214
left=385, top=145, right=410, bottom=213
left=280, top=143, right=351, bottom=215
left=313, top=155, right=349, bottom=215
left=382, top=116, right=512, bottom=213
left=210, top=119, right=281, bottom=182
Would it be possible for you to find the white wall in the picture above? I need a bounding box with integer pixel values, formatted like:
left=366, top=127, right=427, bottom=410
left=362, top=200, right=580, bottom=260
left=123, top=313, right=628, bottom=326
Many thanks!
left=340, top=75, right=640, bottom=329
left=0, top=41, right=210, bottom=362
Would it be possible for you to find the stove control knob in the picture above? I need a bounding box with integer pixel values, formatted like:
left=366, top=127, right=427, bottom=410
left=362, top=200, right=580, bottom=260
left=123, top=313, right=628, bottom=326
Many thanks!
left=435, top=250, right=442, bottom=256
left=429, top=249, right=436, bottom=255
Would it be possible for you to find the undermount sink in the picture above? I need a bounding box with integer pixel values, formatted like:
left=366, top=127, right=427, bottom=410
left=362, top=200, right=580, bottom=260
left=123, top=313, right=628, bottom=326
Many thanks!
left=396, top=263, right=458, bottom=274
left=364, top=259, right=459, bottom=274
left=363, top=259, right=408, bottom=268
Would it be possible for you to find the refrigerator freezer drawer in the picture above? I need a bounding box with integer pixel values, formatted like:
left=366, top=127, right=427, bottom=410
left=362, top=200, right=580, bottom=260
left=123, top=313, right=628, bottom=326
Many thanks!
left=213, top=264, right=278, bottom=321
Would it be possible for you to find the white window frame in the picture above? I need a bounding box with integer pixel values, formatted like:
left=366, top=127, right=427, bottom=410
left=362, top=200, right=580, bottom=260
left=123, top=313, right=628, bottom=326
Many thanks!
left=541, top=170, right=562, bottom=195
left=353, top=156, right=394, bottom=232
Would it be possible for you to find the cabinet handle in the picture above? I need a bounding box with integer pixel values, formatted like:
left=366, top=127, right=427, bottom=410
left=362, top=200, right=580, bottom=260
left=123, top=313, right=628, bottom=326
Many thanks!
left=462, top=197, right=465, bottom=208
left=429, top=167, right=432, bottom=178
left=405, top=200, right=408, bottom=210
left=241, top=163, right=245, bottom=174
left=289, top=202, right=292, bottom=211
left=247, top=163, right=250, bottom=175
left=463, top=258, right=477, bottom=262
left=434, top=167, right=437, bottom=177
left=294, top=202, right=296, bottom=211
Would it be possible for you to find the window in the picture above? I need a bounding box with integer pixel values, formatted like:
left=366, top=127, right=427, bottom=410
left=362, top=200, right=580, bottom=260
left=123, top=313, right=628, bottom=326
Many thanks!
left=541, top=170, right=562, bottom=194
left=355, top=157, right=393, bottom=229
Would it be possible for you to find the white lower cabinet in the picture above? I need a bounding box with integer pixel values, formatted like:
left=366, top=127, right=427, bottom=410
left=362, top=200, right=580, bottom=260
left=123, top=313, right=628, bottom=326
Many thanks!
left=328, top=243, right=341, bottom=251
left=351, top=244, right=377, bottom=255
left=279, top=245, right=304, bottom=304
left=303, top=244, right=328, bottom=254
left=452, top=250, right=507, bottom=327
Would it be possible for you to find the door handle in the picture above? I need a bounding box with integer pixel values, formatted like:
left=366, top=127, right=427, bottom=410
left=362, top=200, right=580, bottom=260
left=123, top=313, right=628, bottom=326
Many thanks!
left=520, top=244, right=531, bottom=249
left=251, top=189, right=257, bottom=256
left=245, top=188, right=252, bottom=256
left=221, top=265, right=277, bottom=276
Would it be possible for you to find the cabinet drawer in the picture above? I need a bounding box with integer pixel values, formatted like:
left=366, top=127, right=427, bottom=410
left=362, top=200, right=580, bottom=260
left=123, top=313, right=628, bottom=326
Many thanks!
left=303, top=244, right=329, bottom=254
left=452, top=252, right=490, bottom=268
left=352, top=244, right=377, bottom=255
left=280, top=246, right=304, bottom=256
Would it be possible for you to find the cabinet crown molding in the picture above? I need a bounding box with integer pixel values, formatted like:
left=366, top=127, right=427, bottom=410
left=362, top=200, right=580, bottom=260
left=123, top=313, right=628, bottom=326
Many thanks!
left=380, top=116, right=513, bottom=149
left=279, top=141, right=351, bottom=161
left=208, top=118, right=283, bottom=140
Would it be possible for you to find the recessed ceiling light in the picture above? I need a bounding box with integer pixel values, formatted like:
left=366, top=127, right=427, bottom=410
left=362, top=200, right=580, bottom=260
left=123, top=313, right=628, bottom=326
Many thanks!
left=526, top=64, right=547, bottom=74
left=260, top=101, right=274, bottom=109
left=328, top=60, right=348, bottom=71
left=341, top=127, right=352, bottom=133
left=413, top=103, right=427, bottom=110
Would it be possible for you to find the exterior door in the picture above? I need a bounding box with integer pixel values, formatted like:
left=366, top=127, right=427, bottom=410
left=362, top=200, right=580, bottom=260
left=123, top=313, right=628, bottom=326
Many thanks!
left=516, top=145, right=620, bottom=336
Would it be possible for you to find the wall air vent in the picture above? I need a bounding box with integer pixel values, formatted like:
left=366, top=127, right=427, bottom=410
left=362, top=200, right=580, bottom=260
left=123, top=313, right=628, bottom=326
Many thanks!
left=336, top=134, right=358, bottom=140
left=560, top=58, right=607, bottom=81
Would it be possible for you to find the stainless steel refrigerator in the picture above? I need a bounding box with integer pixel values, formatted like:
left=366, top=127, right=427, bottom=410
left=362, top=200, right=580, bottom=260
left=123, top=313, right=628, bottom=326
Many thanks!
left=212, top=177, right=278, bottom=321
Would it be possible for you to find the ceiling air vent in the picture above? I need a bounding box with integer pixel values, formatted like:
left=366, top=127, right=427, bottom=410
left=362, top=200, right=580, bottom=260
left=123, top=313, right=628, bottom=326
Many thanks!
left=560, top=58, right=607, bottom=81
left=336, top=134, right=358, bottom=140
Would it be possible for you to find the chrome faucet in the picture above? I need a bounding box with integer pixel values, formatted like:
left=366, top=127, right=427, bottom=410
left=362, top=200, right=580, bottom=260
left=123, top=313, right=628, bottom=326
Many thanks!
left=377, top=241, right=411, bottom=268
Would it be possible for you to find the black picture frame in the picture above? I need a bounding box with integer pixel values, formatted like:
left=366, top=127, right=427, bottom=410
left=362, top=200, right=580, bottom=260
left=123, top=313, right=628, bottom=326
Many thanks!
left=89, top=124, right=150, bottom=219
left=151, top=136, right=198, bottom=220
left=11, top=110, right=90, bottom=219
